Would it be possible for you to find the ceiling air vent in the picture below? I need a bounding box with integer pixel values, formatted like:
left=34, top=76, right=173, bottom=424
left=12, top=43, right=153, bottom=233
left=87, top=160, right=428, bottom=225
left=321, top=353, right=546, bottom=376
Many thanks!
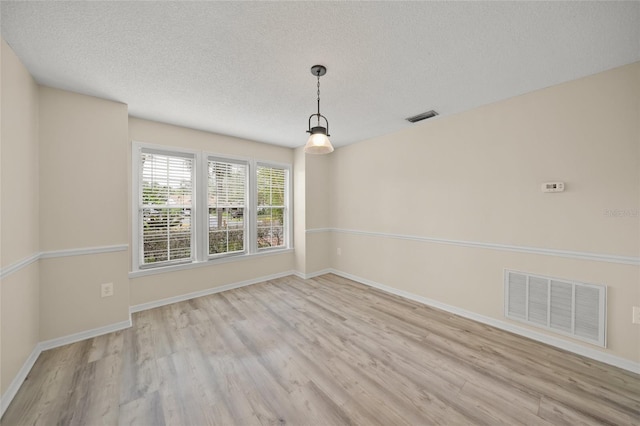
left=405, top=110, right=438, bottom=123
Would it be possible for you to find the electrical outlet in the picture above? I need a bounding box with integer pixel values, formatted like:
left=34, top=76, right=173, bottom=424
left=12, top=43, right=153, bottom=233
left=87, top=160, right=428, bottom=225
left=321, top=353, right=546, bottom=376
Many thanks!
left=337, top=247, right=341, bottom=256
left=101, top=282, right=114, bottom=298
left=633, top=306, right=640, bottom=324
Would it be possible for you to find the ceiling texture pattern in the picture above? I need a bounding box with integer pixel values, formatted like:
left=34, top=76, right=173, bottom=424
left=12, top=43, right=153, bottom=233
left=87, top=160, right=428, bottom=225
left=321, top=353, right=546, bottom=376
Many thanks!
left=1, top=1, right=639, bottom=148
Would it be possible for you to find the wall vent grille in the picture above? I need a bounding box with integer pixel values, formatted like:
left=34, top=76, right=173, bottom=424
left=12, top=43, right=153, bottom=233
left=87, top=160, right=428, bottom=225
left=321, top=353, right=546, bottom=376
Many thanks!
left=504, top=270, right=606, bottom=347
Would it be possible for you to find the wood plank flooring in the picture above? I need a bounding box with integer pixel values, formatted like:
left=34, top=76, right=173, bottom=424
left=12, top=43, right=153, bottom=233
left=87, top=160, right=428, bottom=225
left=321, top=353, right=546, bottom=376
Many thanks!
left=3, top=273, right=639, bottom=425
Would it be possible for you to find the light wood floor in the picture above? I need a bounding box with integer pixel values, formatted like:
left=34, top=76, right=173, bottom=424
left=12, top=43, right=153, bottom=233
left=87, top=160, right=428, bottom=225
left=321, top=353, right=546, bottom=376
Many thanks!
left=3, top=274, right=639, bottom=425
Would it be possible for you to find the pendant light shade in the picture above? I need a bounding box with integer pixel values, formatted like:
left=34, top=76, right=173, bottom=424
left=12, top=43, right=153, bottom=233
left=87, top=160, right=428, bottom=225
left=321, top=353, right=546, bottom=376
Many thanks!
left=305, top=65, right=334, bottom=155
left=305, top=126, right=334, bottom=154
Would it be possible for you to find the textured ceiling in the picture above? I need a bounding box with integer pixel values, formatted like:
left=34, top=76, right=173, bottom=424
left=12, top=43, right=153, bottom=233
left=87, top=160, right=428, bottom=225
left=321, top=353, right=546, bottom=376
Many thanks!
left=1, top=1, right=639, bottom=149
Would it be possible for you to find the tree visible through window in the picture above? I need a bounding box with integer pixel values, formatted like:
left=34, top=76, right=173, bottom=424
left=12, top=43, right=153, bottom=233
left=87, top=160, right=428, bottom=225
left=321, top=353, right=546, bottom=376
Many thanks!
left=208, top=159, right=247, bottom=255
left=140, top=152, right=193, bottom=265
left=257, top=165, right=286, bottom=249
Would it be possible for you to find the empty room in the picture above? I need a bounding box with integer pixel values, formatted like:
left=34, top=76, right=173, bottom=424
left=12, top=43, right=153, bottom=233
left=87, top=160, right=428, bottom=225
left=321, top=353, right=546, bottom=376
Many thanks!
left=1, top=1, right=639, bottom=425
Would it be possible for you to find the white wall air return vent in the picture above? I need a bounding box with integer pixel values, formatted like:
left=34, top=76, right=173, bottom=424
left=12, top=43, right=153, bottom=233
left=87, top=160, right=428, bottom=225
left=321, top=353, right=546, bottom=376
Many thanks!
left=504, top=270, right=606, bottom=347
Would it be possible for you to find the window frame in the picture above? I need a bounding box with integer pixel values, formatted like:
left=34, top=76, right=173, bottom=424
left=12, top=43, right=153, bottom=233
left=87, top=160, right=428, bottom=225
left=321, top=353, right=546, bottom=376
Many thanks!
left=205, top=155, right=250, bottom=260
left=133, top=145, right=198, bottom=269
left=255, top=162, right=291, bottom=252
left=131, top=142, right=292, bottom=275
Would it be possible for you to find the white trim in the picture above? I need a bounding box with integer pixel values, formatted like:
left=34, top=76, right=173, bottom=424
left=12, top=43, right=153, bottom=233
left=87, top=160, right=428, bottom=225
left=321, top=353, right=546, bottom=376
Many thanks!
left=0, top=344, right=40, bottom=416
left=131, top=142, right=143, bottom=273
left=0, top=317, right=132, bottom=417
left=131, top=141, right=293, bottom=273
left=204, top=154, right=250, bottom=260
left=305, top=227, right=332, bottom=234
left=132, top=143, right=198, bottom=271
left=130, top=270, right=295, bottom=313
left=293, top=268, right=333, bottom=280
left=0, top=252, right=40, bottom=279
left=327, top=269, right=640, bottom=375
left=131, top=140, right=202, bottom=156
left=39, top=318, right=133, bottom=351
left=128, top=248, right=293, bottom=278
left=0, top=245, right=129, bottom=280
left=40, top=244, right=128, bottom=259
left=256, top=161, right=293, bottom=251
left=306, top=228, right=640, bottom=266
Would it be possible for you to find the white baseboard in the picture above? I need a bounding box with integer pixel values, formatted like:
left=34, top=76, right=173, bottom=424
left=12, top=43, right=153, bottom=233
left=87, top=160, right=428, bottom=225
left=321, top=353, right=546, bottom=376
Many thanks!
left=39, top=318, right=133, bottom=352
left=327, top=269, right=640, bottom=375
left=0, top=317, right=132, bottom=417
left=0, top=344, right=41, bottom=417
left=293, top=268, right=333, bottom=280
left=130, top=270, right=296, bottom=313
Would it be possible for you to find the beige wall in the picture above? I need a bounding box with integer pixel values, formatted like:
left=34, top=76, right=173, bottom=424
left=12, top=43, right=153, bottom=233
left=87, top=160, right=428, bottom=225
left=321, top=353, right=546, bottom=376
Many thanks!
left=128, top=118, right=295, bottom=306
left=129, top=117, right=293, bottom=163
left=329, top=62, right=640, bottom=363
left=293, top=147, right=306, bottom=273
left=130, top=254, right=294, bottom=306
left=305, top=231, right=331, bottom=273
left=333, top=63, right=639, bottom=256
left=39, top=87, right=129, bottom=251
left=305, top=154, right=332, bottom=231
left=38, top=87, right=130, bottom=340
left=39, top=252, right=130, bottom=341
left=0, top=39, right=40, bottom=395
left=1, top=40, right=39, bottom=266
left=292, top=149, right=332, bottom=275
left=304, top=154, right=332, bottom=273
left=0, top=264, right=39, bottom=395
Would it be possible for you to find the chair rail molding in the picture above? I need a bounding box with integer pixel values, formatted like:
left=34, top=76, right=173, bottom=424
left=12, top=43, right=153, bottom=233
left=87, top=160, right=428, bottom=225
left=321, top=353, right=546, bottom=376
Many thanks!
left=0, top=244, right=129, bottom=280
left=305, top=228, right=639, bottom=266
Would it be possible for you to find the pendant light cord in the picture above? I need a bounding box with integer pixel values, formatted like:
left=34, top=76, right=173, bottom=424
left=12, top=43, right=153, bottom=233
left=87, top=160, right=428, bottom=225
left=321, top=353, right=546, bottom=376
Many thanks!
left=317, top=73, right=321, bottom=125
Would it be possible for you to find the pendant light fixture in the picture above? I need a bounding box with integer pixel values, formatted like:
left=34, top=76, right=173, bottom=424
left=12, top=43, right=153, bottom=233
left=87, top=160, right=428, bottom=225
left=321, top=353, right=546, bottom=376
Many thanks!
left=304, top=65, right=334, bottom=154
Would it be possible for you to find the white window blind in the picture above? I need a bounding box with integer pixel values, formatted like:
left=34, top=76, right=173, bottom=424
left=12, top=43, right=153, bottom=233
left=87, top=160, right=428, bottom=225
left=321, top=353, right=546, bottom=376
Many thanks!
left=208, top=159, right=247, bottom=256
left=139, top=151, right=194, bottom=266
left=257, top=165, right=287, bottom=249
left=132, top=142, right=291, bottom=273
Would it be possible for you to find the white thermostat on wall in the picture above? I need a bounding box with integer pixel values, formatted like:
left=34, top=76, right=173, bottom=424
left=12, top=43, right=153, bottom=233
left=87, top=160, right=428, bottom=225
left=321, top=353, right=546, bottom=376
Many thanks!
left=541, top=182, right=565, bottom=193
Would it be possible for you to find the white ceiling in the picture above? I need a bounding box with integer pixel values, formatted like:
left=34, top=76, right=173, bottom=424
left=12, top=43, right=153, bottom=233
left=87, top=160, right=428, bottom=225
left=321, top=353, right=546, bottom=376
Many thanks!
left=1, top=1, right=639, bottom=149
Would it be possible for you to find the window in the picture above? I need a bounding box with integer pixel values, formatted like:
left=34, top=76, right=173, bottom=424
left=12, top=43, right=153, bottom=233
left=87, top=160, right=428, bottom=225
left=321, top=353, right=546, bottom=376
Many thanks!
left=257, top=165, right=287, bottom=249
left=208, top=158, right=247, bottom=256
left=139, top=151, right=194, bottom=267
left=132, top=143, right=291, bottom=273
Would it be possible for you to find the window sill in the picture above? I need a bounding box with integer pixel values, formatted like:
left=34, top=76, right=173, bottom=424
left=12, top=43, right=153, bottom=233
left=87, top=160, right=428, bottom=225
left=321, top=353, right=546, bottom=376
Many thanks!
left=129, top=248, right=294, bottom=279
